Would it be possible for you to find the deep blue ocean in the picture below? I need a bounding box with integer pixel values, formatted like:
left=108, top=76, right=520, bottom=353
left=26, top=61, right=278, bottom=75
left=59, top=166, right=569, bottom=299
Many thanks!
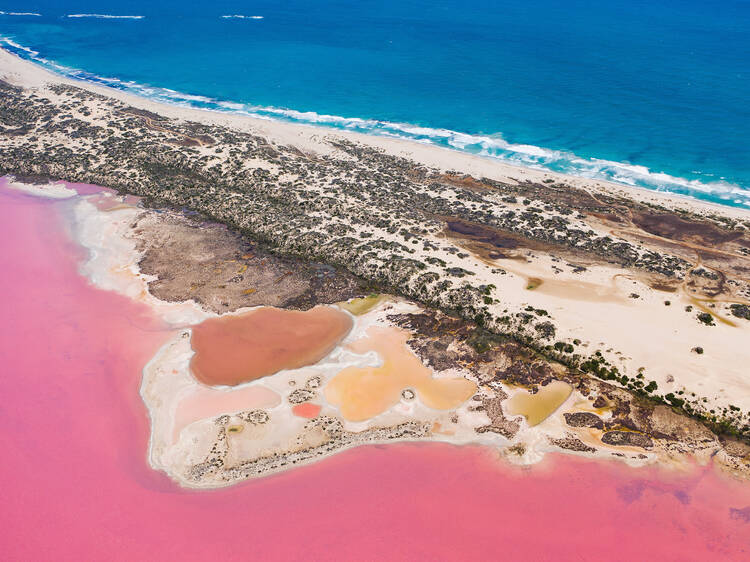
left=2, top=1, right=749, bottom=208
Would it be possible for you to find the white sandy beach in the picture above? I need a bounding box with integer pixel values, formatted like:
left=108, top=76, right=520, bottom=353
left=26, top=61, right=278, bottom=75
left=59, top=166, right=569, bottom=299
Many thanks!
left=2, top=46, right=749, bottom=223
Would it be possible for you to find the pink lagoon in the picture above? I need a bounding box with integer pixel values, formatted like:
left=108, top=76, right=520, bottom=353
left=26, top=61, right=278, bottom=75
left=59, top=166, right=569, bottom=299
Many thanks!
left=1, top=178, right=750, bottom=561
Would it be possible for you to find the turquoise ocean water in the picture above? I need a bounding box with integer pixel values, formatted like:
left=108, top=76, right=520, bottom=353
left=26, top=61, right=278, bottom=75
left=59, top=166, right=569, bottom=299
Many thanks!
left=1, top=1, right=749, bottom=208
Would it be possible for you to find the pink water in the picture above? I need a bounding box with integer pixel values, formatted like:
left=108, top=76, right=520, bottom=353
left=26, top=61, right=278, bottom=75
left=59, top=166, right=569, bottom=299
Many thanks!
left=1, top=179, right=749, bottom=561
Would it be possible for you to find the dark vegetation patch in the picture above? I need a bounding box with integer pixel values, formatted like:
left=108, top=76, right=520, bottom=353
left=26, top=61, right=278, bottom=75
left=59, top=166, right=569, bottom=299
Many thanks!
left=564, top=412, right=604, bottom=429
left=120, top=107, right=168, bottom=122
left=697, top=312, right=715, bottom=326
left=729, top=304, right=750, bottom=320
left=550, top=436, right=597, bottom=452
left=601, top=430, right=653, bottom=448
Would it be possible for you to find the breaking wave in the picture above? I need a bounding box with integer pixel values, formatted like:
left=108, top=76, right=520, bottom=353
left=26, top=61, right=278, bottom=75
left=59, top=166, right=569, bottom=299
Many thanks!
left=1, top=35, right=748, bottom=210
left=0, top=11, right=42, bottom=16
left=65, top=14, right=144, bottom=20
left=221, top=15, right=264, bottom=20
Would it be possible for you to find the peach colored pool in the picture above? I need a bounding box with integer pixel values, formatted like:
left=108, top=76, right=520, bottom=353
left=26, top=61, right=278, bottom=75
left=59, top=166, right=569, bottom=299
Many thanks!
left=189, top=306, right=352, bottom=386
left=2, top=177, right=750, bottom=561
left=325, top=326, right=477, bottom=421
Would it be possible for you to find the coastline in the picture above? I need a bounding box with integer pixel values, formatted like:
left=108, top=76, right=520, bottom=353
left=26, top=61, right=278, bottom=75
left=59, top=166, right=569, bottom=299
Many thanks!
left=4, top=10, right=750, bottom=557
left=2, top=46, right=749, bottom=222
left=8, top=176, right=749, bottom=490
left=3, top=44, right=750, bottom=487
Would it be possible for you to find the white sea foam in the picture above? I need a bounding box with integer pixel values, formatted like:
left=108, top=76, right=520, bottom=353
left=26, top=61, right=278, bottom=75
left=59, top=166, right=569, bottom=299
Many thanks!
left=0, top=36, right=39, bottom=55
left=221, top=15, right=263, bottom=19
left=0, top=11, right=42, bottom=16
left=1, top=36, right=748, bottom=210
left=65, top=14, right=144, bottom=20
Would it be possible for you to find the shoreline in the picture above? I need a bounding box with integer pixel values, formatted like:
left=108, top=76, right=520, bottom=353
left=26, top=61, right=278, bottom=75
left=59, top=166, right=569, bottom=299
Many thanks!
left=57, top=181, right=718, bottom=486
left=2, top=53, right=750, bottom=418
left=8, top=176, right=749, bottom=489
left=3, top=42, right=750, bottom=486
left=2, top=46, right=749, bottom=221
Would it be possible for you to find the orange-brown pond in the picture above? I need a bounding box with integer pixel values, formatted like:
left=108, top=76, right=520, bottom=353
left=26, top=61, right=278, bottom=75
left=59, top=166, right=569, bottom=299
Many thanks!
left=189, top=306, right=352, bottom=386
left=325, top=326, right=477, bottom=421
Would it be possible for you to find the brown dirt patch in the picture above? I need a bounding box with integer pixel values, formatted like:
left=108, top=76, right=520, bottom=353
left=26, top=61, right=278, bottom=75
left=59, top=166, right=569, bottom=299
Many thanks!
left=132, top=210, right=366, bottom=313
left=632, top=211, right=744, bottom=246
